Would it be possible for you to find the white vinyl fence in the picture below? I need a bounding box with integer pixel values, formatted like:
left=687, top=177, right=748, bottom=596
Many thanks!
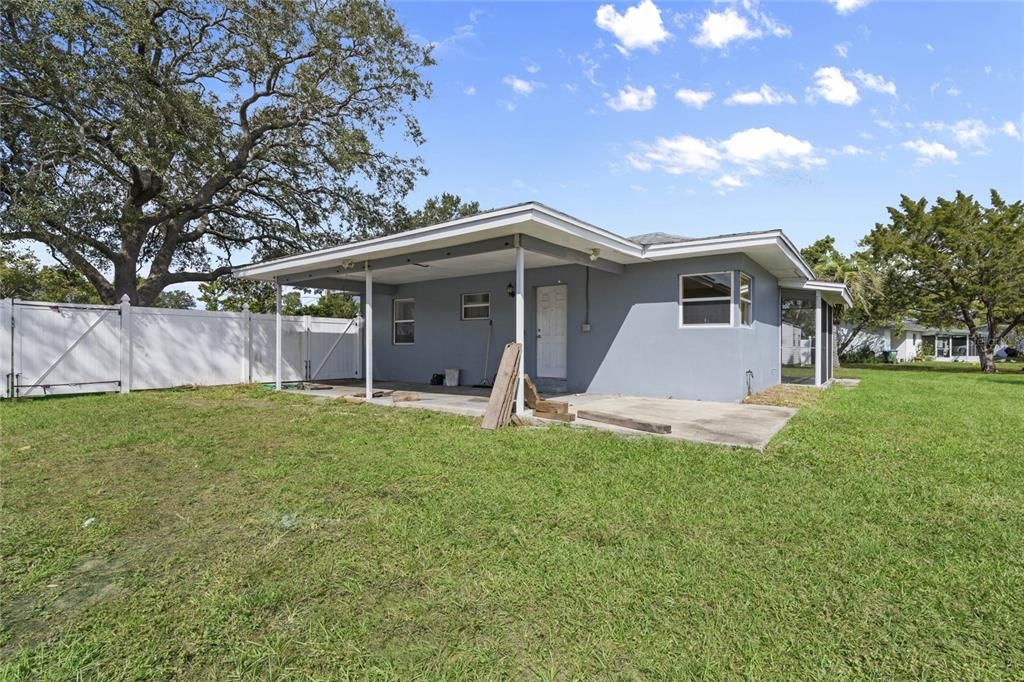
left=1, top=297, right=361, bottom=399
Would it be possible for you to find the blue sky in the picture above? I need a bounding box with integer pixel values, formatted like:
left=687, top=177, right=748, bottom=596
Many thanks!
left=392, top=0, right=1023, bottom=253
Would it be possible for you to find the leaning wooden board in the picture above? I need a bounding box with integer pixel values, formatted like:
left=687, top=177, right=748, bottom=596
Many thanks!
left=481, top=342, right=522, bottom=430
left=523, top=375, right=540, bottom=409
left=576, top=409, right=672, bottom=434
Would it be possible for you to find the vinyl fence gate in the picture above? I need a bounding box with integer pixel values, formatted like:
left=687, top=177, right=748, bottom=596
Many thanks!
left=1, top=298, right=361, bottom=399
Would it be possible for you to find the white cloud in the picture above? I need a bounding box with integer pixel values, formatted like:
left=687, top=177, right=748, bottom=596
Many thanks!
left=721, top=127, right=821, bottom=168
left=926, top=43, right=935, bottom=52
left=577, top=52, right=601, bottom=86
left=810, top=67, right=859, bottom=106
left=524, top=62, right=541, bottom=74
left=712, top=174, right=746, bottom=191
left=742, top=0, right=791, bottom=38
left=629, top=126, right=823, bottom=189
left=922, top=119, right=1023, bottom=149
left=503, top=75, right=535, bottom=95
left=950, top=119, right=990, bottom=147
left=725, top=84, right=794, bottom=106
left=839, top=144, right=868, bottom=155
left=674, top=88, right=714, bottom=109
left=429, top=10, right=481, bottom=55
left=829, top=0, right=872, bottom=14
left=946, top=86, right=960, bottom=97
left=853, top=70, right=897, bottom=96
left=463, top=86, right=476, bottom=96
left=834, top=42, right=850, bottom=58
left=595, top=0, right=671, bottom=53
left=607, top=84, right=657, bottom=111
left=629, top=135, right=721, bottom=174
left=692, top=8, right=760, bottom=49
left=902, top=139, right=957, bottom=163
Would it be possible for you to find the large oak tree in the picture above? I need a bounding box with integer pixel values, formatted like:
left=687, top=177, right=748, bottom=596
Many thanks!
left=1, top=0, right=432, bottom=305
left=863, top=190, right=1024, bottom=372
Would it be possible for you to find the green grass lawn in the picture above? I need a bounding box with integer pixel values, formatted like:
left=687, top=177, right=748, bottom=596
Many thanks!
left=2, top=367, right=1023, bottom=679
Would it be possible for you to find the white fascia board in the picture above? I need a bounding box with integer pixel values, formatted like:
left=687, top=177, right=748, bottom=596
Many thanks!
left=233, top=202, right=643, bottom=281
left=526, top=207, right=645, bottom=258
left=780, top=279, right=853, bottom=307
left=643, top=231, right=815, bottom=280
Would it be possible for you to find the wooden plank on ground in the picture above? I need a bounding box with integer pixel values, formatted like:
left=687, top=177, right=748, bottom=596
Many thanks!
left=482, top=343, right=522, bottom=430
left=354, top=389, right=393, bottom=398
left=576, top=410, right=671, bottom=434
left=533, top=410, right=576, bottom=423
left=534, top=399, right=568, bottom=415
left=524, top=375, right=540, bottom=409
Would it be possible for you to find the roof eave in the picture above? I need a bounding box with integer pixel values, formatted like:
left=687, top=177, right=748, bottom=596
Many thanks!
left=232, top=202, right=645, bottom=281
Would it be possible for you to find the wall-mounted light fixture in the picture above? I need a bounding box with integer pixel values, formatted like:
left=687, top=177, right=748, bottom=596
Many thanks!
left=506, top=282, right=515, bottom=297
left=589, top=248, right=600, bottom=262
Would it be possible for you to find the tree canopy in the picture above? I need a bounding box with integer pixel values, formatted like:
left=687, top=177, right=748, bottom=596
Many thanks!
left=800, top=236, right=907, bottom=357
left=862, top=190, right=1024, bottom=371
left=200, top=192, right=480, bottom=316
left=1, top=0, right=433, bottom=306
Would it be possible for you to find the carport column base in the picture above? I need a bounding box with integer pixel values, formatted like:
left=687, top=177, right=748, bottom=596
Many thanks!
left=515, top=236, right=525, bottom=414
left=364, top=262, right=373, bottom=399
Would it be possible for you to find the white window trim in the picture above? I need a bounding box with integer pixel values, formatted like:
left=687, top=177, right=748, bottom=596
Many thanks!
left=393, top=298, right=415, bottom=345
left=460, top=292, right=491, bottom=321
left=679, top=271, right=734, bottom=328
left=739, top=272, right=753, bottom=327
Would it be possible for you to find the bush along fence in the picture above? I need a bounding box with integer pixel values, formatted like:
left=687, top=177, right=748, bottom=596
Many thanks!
left=1, top=296, right=361, bottom=399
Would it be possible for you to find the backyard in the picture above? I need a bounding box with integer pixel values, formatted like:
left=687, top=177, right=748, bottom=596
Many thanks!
left=2, top=366, right=1022, bottom=678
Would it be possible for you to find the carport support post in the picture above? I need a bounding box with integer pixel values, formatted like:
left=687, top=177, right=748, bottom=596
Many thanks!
left=118, top=294, right=131, bottom=394
left=814, top=290, right=822, bottom=387
left=515, top=235, right=525, bottom=414
left=364, top=262, right=373, bottom=399
left=274, top=279, right=282, bottom=391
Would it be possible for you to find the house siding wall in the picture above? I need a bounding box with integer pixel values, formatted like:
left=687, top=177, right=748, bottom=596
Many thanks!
left=366, top=254, right=781, bottom=402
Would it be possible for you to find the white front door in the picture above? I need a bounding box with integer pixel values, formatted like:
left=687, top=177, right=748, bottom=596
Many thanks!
left=536, top=284, right=567, bottom=379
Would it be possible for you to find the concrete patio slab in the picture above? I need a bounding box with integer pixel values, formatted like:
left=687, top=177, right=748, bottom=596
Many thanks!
left=564, top=395, right=796, bottom=449
left=285, top=380, right=797, bottom=449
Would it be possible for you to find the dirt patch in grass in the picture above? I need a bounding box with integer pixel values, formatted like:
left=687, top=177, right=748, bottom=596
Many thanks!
left=744, top=383, right=822, bottom=408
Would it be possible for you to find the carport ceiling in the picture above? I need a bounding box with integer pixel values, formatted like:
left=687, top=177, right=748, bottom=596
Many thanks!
left=307, top=249, right=569, bottom=287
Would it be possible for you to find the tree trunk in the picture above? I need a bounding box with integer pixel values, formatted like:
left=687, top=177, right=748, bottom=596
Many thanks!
left=832, top=320, right=841, bottom=368
left=979, top=345, right=996, bottom=372
left=112, top=260, right=140, bottom=305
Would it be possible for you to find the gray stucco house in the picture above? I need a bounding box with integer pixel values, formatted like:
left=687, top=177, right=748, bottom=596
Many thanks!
left=235, top=202, right=850, bottom=408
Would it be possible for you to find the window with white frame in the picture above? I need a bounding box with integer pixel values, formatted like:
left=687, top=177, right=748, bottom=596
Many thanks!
left=679, top=272, right=733, bottom=326
left=739, top=272, right=753, bottom=326
left=461, top=292, right=490, bottom=320
left=393, top=298, right=415, bottom=344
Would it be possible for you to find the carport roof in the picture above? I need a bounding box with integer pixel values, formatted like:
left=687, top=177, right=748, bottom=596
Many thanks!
left=232, top=201, right=819, bottom=286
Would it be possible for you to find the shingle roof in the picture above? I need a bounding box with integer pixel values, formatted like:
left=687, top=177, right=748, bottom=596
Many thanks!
left=628, top=231, right=692, bottom=245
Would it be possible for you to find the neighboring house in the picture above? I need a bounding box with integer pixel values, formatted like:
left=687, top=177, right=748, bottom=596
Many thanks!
left=235, top=202, right=850, bottom=405
left=842, top=320, right=1005, bottom=362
